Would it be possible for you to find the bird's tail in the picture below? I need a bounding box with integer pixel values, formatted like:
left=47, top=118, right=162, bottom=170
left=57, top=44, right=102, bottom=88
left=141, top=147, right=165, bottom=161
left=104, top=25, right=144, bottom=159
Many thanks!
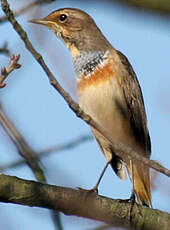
left=128, top=161, right=152, bottom=208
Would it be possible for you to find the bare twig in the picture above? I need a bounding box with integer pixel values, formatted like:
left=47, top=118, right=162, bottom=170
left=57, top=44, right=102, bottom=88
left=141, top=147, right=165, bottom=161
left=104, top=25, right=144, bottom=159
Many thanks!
left=0, top=54, right=21, bottom=88
left=0, top=0, right=55, bottom=24
left=0, top=42, right=10, bottom=56
left=0, top=174, right=170, bottom=230
left=0, top=134, right=93, bottom=171
left=1, top=0, right=170, bottom=178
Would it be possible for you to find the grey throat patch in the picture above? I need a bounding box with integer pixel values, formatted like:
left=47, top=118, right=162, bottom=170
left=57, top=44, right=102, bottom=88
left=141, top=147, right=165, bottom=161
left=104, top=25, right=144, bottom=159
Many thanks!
left=73, top=50, right=110, bottom=80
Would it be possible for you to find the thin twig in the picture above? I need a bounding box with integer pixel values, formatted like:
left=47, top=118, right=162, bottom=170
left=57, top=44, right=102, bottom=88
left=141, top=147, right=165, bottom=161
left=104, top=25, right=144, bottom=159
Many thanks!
left=1, top=0, right=170, bottom=178
left=0, top=42, right=10, bottom=56
left=0, top=0, right=55, bottom=24
left=0, top=54, right=21, bottom=88
left=0, top=134, right=93, bottom=171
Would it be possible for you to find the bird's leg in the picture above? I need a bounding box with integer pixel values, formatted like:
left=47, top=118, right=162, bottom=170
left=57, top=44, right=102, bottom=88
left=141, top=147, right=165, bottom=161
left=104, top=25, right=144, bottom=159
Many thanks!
left=128, top=159, right=136, bottom=221
left=129, top=159, right=136, bottom=202
left=91, top=161, right=110, bottom=193
left=78, top=161, right=110, bottom=193
left=119, top=160, right=136, bottom=203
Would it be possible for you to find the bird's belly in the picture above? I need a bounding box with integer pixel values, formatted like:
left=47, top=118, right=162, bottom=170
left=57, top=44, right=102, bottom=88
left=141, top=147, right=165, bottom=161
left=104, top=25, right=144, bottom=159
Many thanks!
left=78, top=78, right=132, bottom=143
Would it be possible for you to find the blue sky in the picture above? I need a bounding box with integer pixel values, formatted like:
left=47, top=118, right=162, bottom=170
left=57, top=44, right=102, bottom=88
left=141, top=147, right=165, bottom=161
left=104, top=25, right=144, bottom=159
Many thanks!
left=0, top=0, right=170, bottom=229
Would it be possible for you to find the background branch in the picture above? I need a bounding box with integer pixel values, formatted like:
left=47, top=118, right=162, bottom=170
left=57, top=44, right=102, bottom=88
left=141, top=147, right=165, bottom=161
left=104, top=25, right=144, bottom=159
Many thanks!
left=1, top=0, right=170, bottom=178
left=118, top=0, right=170, bottom=14
left=0, top=42, right=10, bottom=56
left=0, top=174, right=169, bottom=230
left=0, top=104, right=45, bottom=181
left=0, top=0, right=56, bottom=24
left=0, top=134, right=93, bottom=171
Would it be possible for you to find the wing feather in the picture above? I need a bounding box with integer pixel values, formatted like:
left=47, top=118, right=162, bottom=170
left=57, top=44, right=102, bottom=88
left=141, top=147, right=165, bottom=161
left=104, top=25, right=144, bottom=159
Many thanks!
left=116, top=50, right=151, bottom=156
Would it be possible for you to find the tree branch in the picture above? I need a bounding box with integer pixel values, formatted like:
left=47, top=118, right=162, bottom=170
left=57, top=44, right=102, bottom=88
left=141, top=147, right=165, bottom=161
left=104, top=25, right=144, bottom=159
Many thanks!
left=0, top=134, right=93, bottom=171
left=0, top=42, right=10, bottom=56
left=0, top=54, right=21, bottom=88
left=1, top=0, right=169, bottom=178
left=0, top=174, right=169, bottom=230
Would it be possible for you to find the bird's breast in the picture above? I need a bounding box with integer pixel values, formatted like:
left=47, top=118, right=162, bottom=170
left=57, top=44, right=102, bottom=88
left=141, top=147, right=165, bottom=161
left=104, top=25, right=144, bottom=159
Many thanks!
left=78, top=75, right=121, bottom=125
left=77, top=66, right=131, bottom=140
left=76, top=51, right=141, bottom=155
left=77, top=54, right=117, bottom=124
left=77, top=57, right=115, bottom=91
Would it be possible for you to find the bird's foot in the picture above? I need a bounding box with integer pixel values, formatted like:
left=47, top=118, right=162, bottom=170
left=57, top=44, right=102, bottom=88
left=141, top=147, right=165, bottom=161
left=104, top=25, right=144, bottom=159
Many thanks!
left=90, top=185, right=98, bottom=193
left=122, top=192, right=135, bottom=203
left=77, top=186, right=98, bottom=194
left=117, top=192, right=136, bottom=204
left=117, top=193, right=136, bottom=221
left=128, top=192, right=136, bottom=221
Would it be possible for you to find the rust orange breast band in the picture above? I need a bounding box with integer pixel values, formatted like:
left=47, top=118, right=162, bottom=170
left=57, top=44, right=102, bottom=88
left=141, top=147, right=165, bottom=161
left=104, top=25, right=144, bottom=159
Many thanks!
left=77, top=58, right=115, bottom=91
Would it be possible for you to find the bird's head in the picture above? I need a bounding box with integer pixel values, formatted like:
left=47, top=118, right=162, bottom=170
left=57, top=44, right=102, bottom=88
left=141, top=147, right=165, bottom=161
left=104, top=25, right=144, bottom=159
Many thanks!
left=30, top=8, right=110, bottom=57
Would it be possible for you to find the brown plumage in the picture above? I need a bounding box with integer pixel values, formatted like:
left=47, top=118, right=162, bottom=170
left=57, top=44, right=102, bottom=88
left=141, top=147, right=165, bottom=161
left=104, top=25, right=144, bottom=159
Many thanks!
left=30, top=8, right=152, bottom=208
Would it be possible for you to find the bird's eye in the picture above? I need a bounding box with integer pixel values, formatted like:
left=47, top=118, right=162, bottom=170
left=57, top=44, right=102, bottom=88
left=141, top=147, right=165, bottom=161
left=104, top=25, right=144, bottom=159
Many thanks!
left=59, top=14, right=67, bottom=22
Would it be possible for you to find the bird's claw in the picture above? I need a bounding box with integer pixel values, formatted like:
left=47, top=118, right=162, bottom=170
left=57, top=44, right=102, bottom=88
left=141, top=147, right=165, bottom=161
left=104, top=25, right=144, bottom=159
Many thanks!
left=77, top=186, right=98, bottom=194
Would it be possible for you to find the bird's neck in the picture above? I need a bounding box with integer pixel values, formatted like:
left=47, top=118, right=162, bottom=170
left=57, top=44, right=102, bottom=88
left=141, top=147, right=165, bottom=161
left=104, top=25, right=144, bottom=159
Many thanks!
left=72, top=50, right=110, bottom=80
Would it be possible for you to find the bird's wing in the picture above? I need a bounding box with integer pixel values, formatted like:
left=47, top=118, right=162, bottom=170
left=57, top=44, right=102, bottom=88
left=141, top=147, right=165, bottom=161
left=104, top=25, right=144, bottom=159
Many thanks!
left=116, top=50, right=151, bottom=156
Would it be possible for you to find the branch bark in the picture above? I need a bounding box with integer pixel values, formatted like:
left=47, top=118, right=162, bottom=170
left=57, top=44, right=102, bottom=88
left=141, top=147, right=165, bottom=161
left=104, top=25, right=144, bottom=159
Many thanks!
left=0, top=174, right=169, bottom=230
left=1, top=0, right=170, bottom=178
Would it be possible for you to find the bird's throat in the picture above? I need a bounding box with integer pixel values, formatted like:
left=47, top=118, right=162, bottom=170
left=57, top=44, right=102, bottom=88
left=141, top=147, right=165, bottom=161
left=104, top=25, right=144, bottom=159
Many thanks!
left=73, top=50, right=110, bottom=80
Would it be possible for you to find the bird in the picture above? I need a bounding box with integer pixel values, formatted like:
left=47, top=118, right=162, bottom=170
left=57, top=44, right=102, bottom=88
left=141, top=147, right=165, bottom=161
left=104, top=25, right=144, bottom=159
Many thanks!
left=30, top=8, right=152, bottom=208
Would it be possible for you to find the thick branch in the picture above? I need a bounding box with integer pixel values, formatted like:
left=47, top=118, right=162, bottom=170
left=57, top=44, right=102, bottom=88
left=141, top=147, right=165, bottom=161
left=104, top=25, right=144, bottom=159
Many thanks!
left=0, top=174, right=169, bottom=230
left=1, top=0, right=169, bottom=178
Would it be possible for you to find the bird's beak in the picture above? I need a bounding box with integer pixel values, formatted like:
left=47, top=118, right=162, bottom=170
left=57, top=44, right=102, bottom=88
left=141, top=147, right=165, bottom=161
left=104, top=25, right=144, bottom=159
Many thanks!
left=29, top=18, right=53, bottom=27
left=29, top=17, right=61, bottom=37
